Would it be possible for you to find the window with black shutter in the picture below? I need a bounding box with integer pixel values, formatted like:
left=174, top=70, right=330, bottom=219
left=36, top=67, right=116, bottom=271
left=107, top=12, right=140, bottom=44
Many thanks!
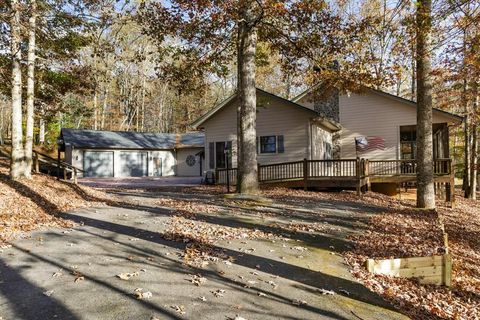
left=260, top=136, right=277, bottom=153
left=277, top=135, right=284, bottom=153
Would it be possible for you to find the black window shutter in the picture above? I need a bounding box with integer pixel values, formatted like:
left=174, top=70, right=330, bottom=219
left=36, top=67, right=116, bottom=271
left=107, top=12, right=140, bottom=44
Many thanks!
left=209, top=142, right=215, bottom=169
left=277, top=135, right=284, bottom=153
left=256, top=137, right=259, bottom=154
left=226, top=141, right=232, bottom=167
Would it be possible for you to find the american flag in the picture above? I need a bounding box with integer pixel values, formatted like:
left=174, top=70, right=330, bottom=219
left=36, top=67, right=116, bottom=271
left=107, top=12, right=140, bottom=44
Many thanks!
left=355, top=136, right=386, bottom=152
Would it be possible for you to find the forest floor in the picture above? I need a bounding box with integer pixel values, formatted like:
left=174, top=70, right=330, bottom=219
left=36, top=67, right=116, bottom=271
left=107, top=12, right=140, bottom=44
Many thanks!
left=0, top=155, right=478, bottom=319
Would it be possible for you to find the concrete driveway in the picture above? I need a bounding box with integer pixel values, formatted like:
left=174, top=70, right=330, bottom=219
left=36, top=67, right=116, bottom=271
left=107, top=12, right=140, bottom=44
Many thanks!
left=78, top=176, right=203, bottom=189
left=0, top=188, right=409, bottom=320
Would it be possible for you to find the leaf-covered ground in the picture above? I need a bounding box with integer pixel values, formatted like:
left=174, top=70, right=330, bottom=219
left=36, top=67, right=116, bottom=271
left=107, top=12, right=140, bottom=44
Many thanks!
left=0, top=157, right=110, bottom=243
left=256, top=187, right=479, bottom=320
left=1, top=165, right=478, bottom=320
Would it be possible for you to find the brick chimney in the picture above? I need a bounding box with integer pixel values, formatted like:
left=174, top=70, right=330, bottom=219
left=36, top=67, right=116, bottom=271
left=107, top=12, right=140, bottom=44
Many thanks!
left=313, top=61, right=341, bottom=158
left=313, top=60, right=340, bottom=123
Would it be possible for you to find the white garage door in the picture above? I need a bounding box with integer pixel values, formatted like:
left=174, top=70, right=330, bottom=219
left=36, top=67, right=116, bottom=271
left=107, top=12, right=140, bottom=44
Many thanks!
left=119, top=151, right=148, bottom=177
left=84, top=151, right=114, bottom=177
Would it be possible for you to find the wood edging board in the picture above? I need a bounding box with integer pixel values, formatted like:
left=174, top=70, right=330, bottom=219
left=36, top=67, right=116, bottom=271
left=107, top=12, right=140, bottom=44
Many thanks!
left=366, top=254, right=452, bottom=286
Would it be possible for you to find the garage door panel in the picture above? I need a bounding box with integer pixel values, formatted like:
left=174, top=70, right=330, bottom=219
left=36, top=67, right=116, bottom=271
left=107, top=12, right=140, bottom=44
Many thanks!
left=119, top=152, right=148, bottom=177
left=84, top=151, right=114, bottom=177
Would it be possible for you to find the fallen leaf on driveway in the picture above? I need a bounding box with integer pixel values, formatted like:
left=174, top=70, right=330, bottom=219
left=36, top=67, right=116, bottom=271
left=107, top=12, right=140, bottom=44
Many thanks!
left=72, top=270, right=84, bottom=283
left=43, top=290, right=54, bottom=297
left=291, top=246, right=308, bottom=252
left=257, top=292, right=267, bottom=297
left=318, top=289, right=335, bottom=295
left=199, top=296, right=207, bottom=301
left=52, top=271, right=63, bottom=277
left=339, top=289, right=350, bottom=296
left=116, top=272, right=139, bottom=280
left=134, top=288, right=152, bottom=299
left=211, top=289, right=226, bottom=297
left=189, top=274, right=207, bottom=286
left=171, top=305, right=186, bottom=315
left=292, top=299, right=308, bottom=306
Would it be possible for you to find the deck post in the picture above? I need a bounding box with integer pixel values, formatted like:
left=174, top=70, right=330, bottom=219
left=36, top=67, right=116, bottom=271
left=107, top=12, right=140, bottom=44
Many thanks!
left=73, top=168, right=78, bottom=185
left=356, top=157, right=361, bottom=196
left=365, top=159, right=371, bottom=191
left=303, top=158, right=308, bottom=190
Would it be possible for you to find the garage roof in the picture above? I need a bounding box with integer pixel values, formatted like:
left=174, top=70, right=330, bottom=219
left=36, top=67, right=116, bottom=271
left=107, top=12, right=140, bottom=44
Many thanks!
left=60, top=129, right=204, bottom=150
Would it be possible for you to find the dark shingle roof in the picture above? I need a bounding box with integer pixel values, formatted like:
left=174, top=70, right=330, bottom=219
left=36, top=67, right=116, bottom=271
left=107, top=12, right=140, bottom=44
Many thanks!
left=60, top=129, right=204, bottom=150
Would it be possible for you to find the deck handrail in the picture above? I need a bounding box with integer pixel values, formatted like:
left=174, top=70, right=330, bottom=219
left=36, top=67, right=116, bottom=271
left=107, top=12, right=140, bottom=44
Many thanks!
left=216, top=158, right=452, bottom=184
left=33, top=150, right=83, bottom=184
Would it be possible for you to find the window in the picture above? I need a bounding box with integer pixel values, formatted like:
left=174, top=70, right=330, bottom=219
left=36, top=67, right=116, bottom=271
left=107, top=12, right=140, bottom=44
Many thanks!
left=216, top=141, right=226, bottom=168
left=324, top=142, right=332, bottom=159
left=400, top=125, right=416, bottom=159
left=260, top=136, right=277, bottom=153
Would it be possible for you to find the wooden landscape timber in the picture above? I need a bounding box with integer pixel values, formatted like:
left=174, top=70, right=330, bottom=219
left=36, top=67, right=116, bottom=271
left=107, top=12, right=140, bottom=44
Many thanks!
left=216, top=158, right=456, bottom=207
left=365, top=254, right=452, bottom=286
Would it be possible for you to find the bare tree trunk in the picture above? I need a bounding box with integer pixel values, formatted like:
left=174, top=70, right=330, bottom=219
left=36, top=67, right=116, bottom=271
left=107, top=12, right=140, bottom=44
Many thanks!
left=39, top=118, right=45, bottom=144
left=24, top=0, right=37, bottom=178
left=416, top=0, right=435, bottom=209
left=411, top=41, right=416, bottom=101
left=93, top=91, right=98, bottom=130
left=236, top=1, right=259, bottom=194
left=468, top=83, right=478, bottom=199
left=93, top=50, right=98, bottom=130
left=463, top=87, right=471, bottom=196
left=101, top=86, right=108, bottom=130
left=141, top=74, right=146, bottom=131
left=10, top=0, right=26, bottom=180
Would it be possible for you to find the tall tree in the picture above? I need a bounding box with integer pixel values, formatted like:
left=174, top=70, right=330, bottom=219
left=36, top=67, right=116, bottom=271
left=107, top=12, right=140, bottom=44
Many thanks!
left=416, top=0, right=435, bottom=209
left=9, top=0, right=25, bottom=180
left=236, top=1, right=259, bottom=193
left=24, top=0, right=37, bottom=178
left=139, top=0, right=366, bottom=194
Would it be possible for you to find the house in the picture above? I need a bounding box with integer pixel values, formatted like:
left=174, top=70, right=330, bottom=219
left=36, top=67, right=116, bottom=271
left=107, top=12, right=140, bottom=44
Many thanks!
left=192, top=87, right=462, bottom=173
left=191, top=88, right=342, bottom=171
left=293, top=86, right=463, bottom=160
left=58, top=128, right=204, bottom=178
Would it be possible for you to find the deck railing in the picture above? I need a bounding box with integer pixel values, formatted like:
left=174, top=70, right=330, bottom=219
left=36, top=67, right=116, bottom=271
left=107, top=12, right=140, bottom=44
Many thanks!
left=33, top=151, right=83, bottom=184
left=367, top=158, right=451, bottom=176
left=216, top=158, right=453, bottom=185
left=216, top=158, right=363, bottom=185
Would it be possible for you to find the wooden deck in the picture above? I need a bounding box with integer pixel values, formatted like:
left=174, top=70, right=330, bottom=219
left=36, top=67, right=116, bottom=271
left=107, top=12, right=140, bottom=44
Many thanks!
left=216, top=158, right=455, bottom=206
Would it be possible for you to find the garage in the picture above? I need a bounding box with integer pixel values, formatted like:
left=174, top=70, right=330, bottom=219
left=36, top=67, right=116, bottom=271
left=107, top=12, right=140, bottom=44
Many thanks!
left=119, top=151, right=148, bottom=177
left=84, top=151, right=114, bottom=177
left=59, top=129, right=204, bottom=179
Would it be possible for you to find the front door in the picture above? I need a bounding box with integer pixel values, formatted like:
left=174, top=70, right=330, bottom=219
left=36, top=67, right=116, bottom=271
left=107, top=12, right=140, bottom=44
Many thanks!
left=152, top=154, right=162, bottom=176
